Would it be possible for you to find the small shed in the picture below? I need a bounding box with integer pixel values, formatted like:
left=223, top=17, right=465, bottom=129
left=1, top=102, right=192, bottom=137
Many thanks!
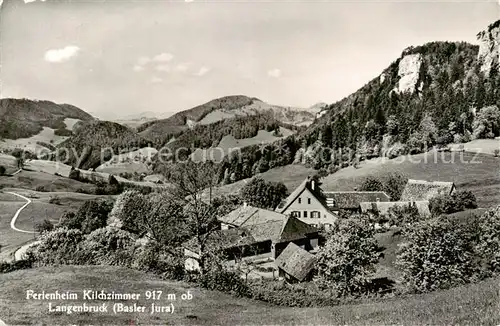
left=275, top=242, right=316, bottom=283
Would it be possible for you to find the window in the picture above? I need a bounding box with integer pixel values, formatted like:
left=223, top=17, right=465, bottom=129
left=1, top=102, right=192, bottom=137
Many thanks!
left=308, top=198, right=311, bottom=204
left=298, top=198, right=302, bottom=204
left=311, top=211, right=320, bottom=218
left=291, top=211, right=300, bottom=217
left=303, top=211, right=308, bottom=218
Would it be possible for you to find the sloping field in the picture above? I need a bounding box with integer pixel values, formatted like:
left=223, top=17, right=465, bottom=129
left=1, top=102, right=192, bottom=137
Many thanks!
left=0, top=171, right=96, bottom=193
left=0, top=193, right=27, bottom=261
left=0, top=119, right=81, bottom=153
left=24, top=160, right=73, bottom=178
left=95, top=147, right=157, bottom=174
left=450, top=139, right=500, bottom=155
left=321, top=151, right=500, bottom=207
left=191, top=128, right=295, bottom=163
left=202, top=164, right=316, bottom=200
left=0, top=265, right=498, bottom=325
left=0, top=154, right=17, bottom=174
left=198, top=101, right=317, bottom=126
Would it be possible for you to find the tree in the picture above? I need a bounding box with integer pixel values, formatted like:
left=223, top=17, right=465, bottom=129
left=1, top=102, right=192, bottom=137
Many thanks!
left=34, top=219, right=54, bottom=234
left=167, top=161, right=227, bottom=274
left=138, top=192, right=189, bottom=249
left=315, top=218, right=380, bottom=296
left=359, top=177, right=384, bottom=192
left=396, top=217, right=479, bottom=293
left=476, top=206, right=500, bottom=272
left=239, top=177, right=289, bottom=209
left=60, top=198, right=114, bottom=234
left=429, top=190, right=477, bottom=215
left=382, top=172, right=408, bottom=201
left=472, top=106, right=500, bottom=139
left=0, top=165, right=5, bottom=176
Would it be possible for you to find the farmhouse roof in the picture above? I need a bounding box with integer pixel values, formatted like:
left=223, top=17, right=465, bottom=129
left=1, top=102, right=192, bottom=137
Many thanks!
left=187, top=207, right=318, bottom=252
left=275, top=242, right=316, bottom=282
left=219, top=205, right=288, bottom=227
left=275, top=177, right=329, bottom=213
left=359, top=201, right=430, bottom=216
left=324, top=191, right=391, bottom=210
left=183, top=228, right=257, bottom=252
left=400, top=179, right=455, bottom=201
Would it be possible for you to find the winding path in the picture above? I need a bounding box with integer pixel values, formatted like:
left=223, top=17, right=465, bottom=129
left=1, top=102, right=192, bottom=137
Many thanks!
left=5, top=191, right=35, bottom=234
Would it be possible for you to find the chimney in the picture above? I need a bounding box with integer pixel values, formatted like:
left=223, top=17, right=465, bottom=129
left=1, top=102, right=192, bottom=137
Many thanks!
left=311, top=180, right=315, bottom=191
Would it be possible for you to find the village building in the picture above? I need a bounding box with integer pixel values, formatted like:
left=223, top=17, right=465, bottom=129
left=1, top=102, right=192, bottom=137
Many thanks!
left=183, top=206, right=318, bottom=271
left=359, top=200, right=431, bottom=217
left=275, top=176, right=390, bottom=227
left=324, top=191, right=391, bottom=213
left=274, top=177, right=338, bottom=227
left=275, top=242, right=317, bottom=283
left=401, top=179, right=456, bottom=201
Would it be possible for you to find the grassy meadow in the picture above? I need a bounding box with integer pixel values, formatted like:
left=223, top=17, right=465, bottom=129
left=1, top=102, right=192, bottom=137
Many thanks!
left=0, top=265, right=498, bottom=325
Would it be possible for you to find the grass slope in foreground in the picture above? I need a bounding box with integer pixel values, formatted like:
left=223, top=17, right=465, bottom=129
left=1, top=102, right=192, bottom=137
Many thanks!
left=0, top=265, right=499, bottom=325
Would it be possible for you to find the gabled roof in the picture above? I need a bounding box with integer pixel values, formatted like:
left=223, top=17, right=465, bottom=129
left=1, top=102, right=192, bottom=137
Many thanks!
left=219, top=205, right=287, bottom=227
left=275, top=178, right=310, bottom=213
left=275, top=177, right=330, bottom=213
left=183, top=228, right=256, bottom=252
left=359, top=201, right=430, bottom=216
left=324, top=191, right=391, bottom=210
left=400, top=179, right=455, bottom=201
left=187, top=207, right=319, bottom=252
left=275, top=242, right=316, bottom=282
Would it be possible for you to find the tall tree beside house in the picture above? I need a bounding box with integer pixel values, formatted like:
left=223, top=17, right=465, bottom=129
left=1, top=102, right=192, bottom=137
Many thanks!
left=315, top=218, right=380, bottom=296
left=168, top=161, right=226, bottom=274
left=359, top=172, right=408, bottom=201
left=239, top=177, right=289, bottom=210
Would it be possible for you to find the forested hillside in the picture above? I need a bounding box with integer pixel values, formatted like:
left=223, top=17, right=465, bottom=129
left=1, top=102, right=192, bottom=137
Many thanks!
left=0, top=98, right=94, bottom=139
left=197, top=21, right=500, bottom=186
left=139, top=95, right=317, bottom=146
left=56, top=120, right=149, bottom=170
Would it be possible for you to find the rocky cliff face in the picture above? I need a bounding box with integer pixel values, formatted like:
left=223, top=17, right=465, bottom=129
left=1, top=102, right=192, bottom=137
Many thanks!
left=477, top=20, right=500, bottom=76
left=393, top=53, right=423, bottom=94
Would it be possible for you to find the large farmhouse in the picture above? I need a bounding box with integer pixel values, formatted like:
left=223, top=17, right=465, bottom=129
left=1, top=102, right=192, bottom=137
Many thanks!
left=183, top=205, right=319, bottom=271
left=401, top=179, right=456, bottom=201
left=275, top=176, right=390, bottom=227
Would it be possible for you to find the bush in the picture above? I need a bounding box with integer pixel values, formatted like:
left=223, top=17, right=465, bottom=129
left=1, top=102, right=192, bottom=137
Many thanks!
left=476, top=206, right=500, bottom=272
left=35, top=185, right=48, bottom=192
left=429, top=190, right=477, bottom=215
left=359, top=172, right=408, bottom=201
left=108, top=190, right=147, bottom=233
left=315, top=218, right=380, bottom=296
left=0, top=165, right=5, bottom=176
left=387, top=203, right=421, bottom=227
left=249, top=280, right=339, bottom=307
left=132, top=242, right=185, bottom=280
left=49, top=195, right=62, bottom=205
left=54, top=128, right=72, bottom=137
left=193, top=268, right=249, bottom=297
left=396, top=217, right=480, bottom=293
left=60, top=198, right=114, bottom=233
left=69, top=168, right=81, bottom=181
left=494, top=149, right=500, bottom=157
left=27, top=227, right=85, bottom=266
left=34, top=219, right=54, bottom=234
left=78, top=227, right=136, bottom=266
left=240, top=177, right=289, bottom=209
left=0, top=259, right=33, bottom=273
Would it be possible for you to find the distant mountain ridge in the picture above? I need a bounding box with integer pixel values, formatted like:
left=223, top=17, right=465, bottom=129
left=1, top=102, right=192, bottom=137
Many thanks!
left=138, top=95, right=319, bottom=142
left=0, top=98, right=94, bottom=139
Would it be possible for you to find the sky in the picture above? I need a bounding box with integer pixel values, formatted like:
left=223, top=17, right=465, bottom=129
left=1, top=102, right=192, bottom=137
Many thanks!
left=0, top=0, right=499, bottom=120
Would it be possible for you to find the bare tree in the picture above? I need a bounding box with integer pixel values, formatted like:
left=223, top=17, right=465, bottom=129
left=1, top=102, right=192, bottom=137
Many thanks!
left=167, top=161, right=224, bottom=274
